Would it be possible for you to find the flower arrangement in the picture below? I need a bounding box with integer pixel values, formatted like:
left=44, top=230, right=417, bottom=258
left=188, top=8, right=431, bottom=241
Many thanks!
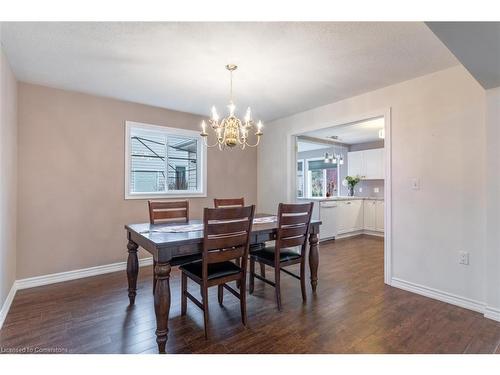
left=343, top=175, right=361, bottom=196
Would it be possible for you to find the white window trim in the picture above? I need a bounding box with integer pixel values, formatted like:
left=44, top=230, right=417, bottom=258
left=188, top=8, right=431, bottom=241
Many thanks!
left=296, top=159, right=305, bottom=198
left=124, top=121, right=207, bottom=200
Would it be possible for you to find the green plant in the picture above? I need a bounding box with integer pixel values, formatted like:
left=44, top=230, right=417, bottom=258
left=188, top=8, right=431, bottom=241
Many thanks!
left=344, top=175, right=361, bottom=189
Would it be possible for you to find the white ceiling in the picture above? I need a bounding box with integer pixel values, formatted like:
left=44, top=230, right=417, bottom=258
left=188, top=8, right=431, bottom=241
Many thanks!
left=302, top=117, right=385, bottom=145
left=0, top=22, right=458, bottom=121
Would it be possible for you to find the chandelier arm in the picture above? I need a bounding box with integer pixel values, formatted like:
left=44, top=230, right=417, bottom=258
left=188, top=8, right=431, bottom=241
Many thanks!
left=202, top=135, right=222, bottom=148
left=243, top=135, right=261, bottom=148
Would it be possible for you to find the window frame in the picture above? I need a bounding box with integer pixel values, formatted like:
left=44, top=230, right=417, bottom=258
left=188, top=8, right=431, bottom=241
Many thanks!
left=124, top=121, right=207, bottom=200
left=305, top=157, right=327, bottom=199
left=296, top=159, right=305, bottom=198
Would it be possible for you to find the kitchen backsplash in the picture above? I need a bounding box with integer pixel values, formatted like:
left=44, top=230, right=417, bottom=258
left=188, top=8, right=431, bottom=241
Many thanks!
left=354, top=179, right=384, bottom=198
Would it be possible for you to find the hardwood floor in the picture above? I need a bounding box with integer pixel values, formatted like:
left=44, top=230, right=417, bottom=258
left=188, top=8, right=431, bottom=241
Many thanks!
left=1, top=235, right=499, bottom=354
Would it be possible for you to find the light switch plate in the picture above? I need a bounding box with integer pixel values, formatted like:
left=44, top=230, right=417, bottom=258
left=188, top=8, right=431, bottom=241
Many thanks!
left=359, top=187, right=363, bottom=192
left=459, top=251, right=469, bottom=265
left=411, top=178, right=420, bottom=190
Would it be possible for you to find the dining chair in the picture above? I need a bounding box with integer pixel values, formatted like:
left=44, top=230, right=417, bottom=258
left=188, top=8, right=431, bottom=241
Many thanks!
left=214, top=197, right=267, bottom=280
left=180, top=205, right=255, bottom=338
left=249, top=202, right=314, bottom=311
left=148, top=200, right=189, bottom=294
left=214, top=197, right=245, bottom=208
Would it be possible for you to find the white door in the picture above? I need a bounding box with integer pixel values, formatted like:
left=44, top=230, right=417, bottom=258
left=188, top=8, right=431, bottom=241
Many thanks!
left=363, top=200, right=377, bottom=230
left=347, top=151, right=364, bottom=178
left=319, top=202, right=338, bottom=240
left=375, top=200, right=385, bottom=231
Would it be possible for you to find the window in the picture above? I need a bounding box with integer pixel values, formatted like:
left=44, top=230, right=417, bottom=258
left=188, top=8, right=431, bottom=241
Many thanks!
left=306, top=158, right=338, bottom=198
left=125, top=121, right=206, bottom=199
left=296, top=160, right=305, bottom=198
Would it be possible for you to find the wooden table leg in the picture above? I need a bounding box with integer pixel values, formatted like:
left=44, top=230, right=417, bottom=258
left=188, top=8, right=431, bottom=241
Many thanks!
left=154, top=261, right=171, bottom=354
left=127, top=240, right=139, bottom=305
left=308, top=232, right=319, bottom=293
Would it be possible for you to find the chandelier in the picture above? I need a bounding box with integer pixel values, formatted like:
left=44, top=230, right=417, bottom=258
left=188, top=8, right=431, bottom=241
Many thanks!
left=324, top=152, right=344, bottom=165
left=200, top=64, right=263, bottom=150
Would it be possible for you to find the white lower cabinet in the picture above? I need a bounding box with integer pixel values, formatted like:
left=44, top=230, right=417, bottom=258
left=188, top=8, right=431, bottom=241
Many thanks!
left=319, top=198, right=384, bottom=241
left=336, top=200, right=363, bottom=235
left=375, top=200, right=384, bottom=231
left=363, top=199, right=377, bottom=230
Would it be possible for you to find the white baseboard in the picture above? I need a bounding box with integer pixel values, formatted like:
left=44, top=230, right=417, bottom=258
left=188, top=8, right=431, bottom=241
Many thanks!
left=484, top=306, right=500, bottom=322
left=15, top=257, right=153, bottom=290
left=321, top=229, right=384, bottom=242
left=391, top=277, right=486, bottom=314
left=363, top=230, right=384, bottom=238
left=0, top=283, right=17, bottom=330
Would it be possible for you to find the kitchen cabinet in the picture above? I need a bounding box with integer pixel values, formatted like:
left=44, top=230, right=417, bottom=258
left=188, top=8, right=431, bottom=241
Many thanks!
left=318, top=198, right=384, bottom=241
left=347, top=148, right=384, bottom=180
left=364, top=148, right=384, bottom=179
left=347, top=151, right=364, bottom=177
left=375, top=200, right=384, bottom=231
left=363, top=199, right=377, bottom=230
left=336, top=199, right=363, bottom=235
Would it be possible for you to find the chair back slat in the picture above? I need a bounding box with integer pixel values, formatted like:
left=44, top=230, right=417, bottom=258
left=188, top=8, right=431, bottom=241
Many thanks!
left=214, top=198, right=245, bottom=208
left=203, top=205, right=255, bottom=267
left=205, top=206, right=251, bottom=221
left=148, top=200, right=189, bottom=224
left=206, top=219, right=250, bottom=236
left=280, top=225, right=308, bottom=239
left=280, top=213, right=310, bottom=226
left=206, top=233, right=249, bottom=252
left=275, top=203, right=314, bottom=259
left=207, top=247, right=245, bottom=264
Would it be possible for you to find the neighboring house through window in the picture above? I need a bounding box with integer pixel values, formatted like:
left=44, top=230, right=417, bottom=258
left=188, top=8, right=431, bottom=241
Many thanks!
left=125, top=121, right=207, bottom=199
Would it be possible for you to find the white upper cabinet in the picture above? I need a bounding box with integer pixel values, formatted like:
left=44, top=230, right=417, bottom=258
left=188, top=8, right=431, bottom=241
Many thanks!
left=347, top=151, right=364, bottom=177
left=347, top=148, right=384, bottom=180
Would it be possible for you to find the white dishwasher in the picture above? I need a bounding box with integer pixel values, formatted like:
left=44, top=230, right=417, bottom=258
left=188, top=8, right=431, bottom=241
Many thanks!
left=319, top=201, right=338, bottom=241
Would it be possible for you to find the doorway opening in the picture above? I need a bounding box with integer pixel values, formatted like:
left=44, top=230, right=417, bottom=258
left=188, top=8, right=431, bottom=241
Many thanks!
left=289, top=110, right=392, bottom=284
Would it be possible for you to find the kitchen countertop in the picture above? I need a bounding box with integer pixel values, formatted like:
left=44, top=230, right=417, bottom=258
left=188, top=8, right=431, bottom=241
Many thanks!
left=297, top=196, right=384, bottom=202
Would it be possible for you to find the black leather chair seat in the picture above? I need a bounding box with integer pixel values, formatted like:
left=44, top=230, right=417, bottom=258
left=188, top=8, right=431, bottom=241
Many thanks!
left=180, top=260, right=241, bottom=280
left=250, top=247, right=301, bottom=263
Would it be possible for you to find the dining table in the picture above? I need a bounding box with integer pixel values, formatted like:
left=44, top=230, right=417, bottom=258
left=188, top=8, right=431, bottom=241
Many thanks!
left=124, top=214, right=321, bottom=353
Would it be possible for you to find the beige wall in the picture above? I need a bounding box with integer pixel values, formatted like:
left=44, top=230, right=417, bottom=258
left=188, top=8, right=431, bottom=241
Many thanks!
left=17, top=83, right=257, bottom=279
left=0, top=48, right=17, bottom=308
left=259, top=66, right=488, bottom=306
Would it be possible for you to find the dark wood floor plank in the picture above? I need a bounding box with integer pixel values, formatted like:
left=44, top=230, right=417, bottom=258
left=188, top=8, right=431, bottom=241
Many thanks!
left=1, top=235, right=499, bottom=354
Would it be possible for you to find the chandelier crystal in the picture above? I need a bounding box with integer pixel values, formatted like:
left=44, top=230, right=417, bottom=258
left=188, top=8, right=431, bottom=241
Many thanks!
left=200, top=64, right=263, bottom=150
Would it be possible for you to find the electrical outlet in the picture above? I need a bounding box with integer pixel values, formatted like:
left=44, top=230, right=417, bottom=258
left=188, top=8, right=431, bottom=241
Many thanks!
left=411, top=178, right=420, bottom=190
left=459, top=251, right=469, bottom=265
left=374, top=187, right=380, bottom=193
